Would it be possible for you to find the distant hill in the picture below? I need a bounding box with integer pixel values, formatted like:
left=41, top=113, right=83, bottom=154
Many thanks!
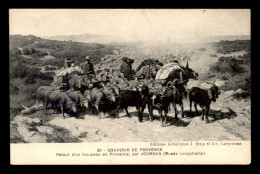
left=43, top=34, right=250, bottom=44
left=43, top=33, right=123, bottom=44
left=201, top=35, right=250, bottom=43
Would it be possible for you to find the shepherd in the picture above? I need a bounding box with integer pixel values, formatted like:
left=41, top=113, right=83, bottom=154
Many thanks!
left=119, top=57, right=135, bottom=81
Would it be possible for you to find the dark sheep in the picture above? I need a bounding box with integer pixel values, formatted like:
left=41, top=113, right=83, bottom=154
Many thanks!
left=116, top=85, right=150, bottom=122
left=189, top=82, right=221, bottom=123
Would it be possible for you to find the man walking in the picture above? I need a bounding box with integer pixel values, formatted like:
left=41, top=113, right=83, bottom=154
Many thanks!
left=119, top=57, right=134, bottom=81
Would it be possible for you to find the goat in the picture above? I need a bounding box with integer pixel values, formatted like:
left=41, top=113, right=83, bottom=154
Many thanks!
left=116, top=85, right=150, bottom=122
left=147, top=86, right=170, bottom=126
left=189, top=82, right=221, bottom=123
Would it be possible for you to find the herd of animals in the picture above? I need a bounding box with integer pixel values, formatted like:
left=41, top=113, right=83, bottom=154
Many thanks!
left=35, top=59, right=221, bottom=126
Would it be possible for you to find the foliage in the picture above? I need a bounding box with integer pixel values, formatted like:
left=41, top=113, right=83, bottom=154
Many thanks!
left=209, top=56, right=246, bottom=75
left=207, top=52, right=250, bottom=97
left=215, top=40, right=250, bottom=54
left=232, top=91, right=250, bottom=100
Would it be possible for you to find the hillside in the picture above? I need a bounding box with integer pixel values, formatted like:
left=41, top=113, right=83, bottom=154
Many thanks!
left=10, top=35, right=251, bottom=143
left=9, top=35, right=120, bottom=117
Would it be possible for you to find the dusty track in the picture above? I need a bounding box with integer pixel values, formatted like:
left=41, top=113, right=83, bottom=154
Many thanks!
left=10, top=94, right=251, bottom=143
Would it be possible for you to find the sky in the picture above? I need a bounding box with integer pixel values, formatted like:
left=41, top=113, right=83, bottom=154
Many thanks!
left=9, top=9, right=250, bottom=42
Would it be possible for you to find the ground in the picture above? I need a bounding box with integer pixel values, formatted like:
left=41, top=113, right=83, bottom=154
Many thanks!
left=10, top=91, right=251, bottom=143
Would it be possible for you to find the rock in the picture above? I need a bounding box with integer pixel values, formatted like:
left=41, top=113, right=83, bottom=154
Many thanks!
left=215, top=80, right=225, bottom=87
left=235, top=89, right=245, bottom=93
left=37, top=126, right=54, bottom=134
left=21, top=106, right=38, bottom=116
left=222, top=90, right=236, bottom=99
left=27, top=118, right=41, bottom=125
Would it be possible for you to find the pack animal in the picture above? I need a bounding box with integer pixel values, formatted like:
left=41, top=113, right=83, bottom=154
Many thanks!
left=165, top=80, right=188, bottom=119
left=148, top=86, right=170, bottom=126
left=189, top=82, right=221, bottom=123
left=160, top=62, right=199, bottom=86
left=116, top=85, right=150, bottom=122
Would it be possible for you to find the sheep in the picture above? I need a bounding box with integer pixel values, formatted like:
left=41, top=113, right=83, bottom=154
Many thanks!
left=43, top=90, right=77, bottom=118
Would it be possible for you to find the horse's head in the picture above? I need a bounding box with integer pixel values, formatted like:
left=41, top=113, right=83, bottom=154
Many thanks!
left=183, top=62, right=199, bottom=80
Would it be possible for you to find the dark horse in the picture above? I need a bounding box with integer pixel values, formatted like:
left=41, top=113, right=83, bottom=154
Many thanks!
left=158, top=62, right=199, bottom=86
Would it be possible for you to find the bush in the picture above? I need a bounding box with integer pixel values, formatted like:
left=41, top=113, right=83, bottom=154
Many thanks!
left=210, top=56, right=246, bottom=75
left=22, top=47, right=36, bottom=55
left=31, top=51, right=48, bottom=58
left=232, top=91, right=250, bottom=100
left=10, top=60, right=28, bottom=79
left=216, top=40, right=251, bottom=54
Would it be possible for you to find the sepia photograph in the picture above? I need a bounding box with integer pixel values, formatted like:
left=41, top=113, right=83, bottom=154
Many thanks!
left=9, top=9, right=251, bottom=164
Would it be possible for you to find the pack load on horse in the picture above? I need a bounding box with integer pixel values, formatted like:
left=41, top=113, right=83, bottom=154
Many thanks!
left=52, top=59, right=82, bottom=90
left=135, top=58, right=163, bottom=80
left=155, top=60, right=199, bottom=86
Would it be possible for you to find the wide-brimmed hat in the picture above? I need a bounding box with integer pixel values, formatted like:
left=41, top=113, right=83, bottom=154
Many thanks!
left=85, top=56, right=90, bottom=60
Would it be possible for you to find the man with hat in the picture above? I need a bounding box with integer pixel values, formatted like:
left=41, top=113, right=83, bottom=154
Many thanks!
left=80, top=56, right=96, bottom=78
left=119, top=57, right=134, bottom=81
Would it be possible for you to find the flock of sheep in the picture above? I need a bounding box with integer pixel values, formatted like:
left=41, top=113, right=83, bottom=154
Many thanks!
left=34, top=69, right=221, bottom=126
